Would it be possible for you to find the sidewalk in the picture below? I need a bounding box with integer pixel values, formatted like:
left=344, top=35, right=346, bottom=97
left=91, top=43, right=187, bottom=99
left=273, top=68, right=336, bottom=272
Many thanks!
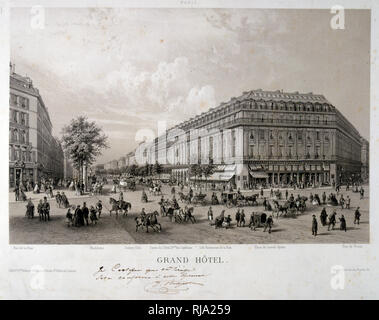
left=8, top=188, right=102, bottom=204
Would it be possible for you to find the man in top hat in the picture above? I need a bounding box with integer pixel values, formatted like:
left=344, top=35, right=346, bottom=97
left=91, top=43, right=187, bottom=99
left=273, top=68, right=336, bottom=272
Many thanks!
left=312, top=215, right=318, bottom=236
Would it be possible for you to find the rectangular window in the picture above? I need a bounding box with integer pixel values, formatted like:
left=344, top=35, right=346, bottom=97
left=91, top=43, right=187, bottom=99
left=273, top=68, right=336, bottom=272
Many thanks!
left=259, top=129, right=265, bottom=140
left=316, top=132, right=320, bottom=140
left=297, top=131, right=302, bottom=140
left=209, top=136, right=213, bottom=162
left=231, top=130, right=236, bottom=157
left=249, top=145, right=254, bottom=158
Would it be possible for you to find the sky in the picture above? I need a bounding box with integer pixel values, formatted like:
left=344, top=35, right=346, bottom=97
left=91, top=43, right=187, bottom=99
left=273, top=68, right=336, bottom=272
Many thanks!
left=10, top=8, right=370, bottom=164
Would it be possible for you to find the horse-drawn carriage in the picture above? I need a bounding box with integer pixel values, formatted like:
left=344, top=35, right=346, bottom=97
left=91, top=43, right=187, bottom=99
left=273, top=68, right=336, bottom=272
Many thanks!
left=220, top=192, right=247, bottom=208
left=273, top=190, right=282, bottom=200
left=249, top=212, right=268, bottom=229
left=119, top=178, right=136, bottom=192
left=160, top=201, right=196, bottom=224
left=191, top=193, right=207, bottom=206
left=273, top=197, right=307, bottom=218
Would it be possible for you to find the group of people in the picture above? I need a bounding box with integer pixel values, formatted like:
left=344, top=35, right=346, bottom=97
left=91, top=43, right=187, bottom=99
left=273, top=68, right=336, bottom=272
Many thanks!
left=311, top=206, right=362, bottom=236
left=65, top=200, right=103, bottom=227
left=25, top=197, right=50, bottom=221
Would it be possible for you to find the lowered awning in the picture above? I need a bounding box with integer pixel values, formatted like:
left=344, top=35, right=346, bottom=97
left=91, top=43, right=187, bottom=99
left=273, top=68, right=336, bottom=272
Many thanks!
left=250, top=171, right=269, bottom=179
left=190, top=171, right=235, bottom=182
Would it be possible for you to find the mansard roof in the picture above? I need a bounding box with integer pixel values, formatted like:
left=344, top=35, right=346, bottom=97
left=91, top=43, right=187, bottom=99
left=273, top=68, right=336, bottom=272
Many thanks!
left=174, top=89, right=333, bottom=131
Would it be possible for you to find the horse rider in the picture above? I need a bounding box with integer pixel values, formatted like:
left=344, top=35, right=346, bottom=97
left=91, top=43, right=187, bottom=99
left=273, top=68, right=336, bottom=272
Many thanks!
left=354, top=207, right=361, bottom=225
left=172, top=196, right=180, bottom=210
left=140, top=208, right=147, bottom=220
left=207, top=207, right=214, bottom=221
left=119, top=192, right=124, bottom=202
left=312, top=215, right=318, bottom=236
left=215, top=210, right=225, bottom=229
left=42, top=196, right=50, bottom=222
left=339, top=214, right=347, bottom=232
left=96, top=200, right=102, bottom=218
left=327, top=211, right=337, bottom=231
left=320, top=207, right=328, bottom=226
left=224, top=215, right=232, bottom=228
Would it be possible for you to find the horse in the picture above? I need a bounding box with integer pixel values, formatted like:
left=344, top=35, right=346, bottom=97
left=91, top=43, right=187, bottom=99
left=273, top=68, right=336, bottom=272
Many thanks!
left=178, top=192, right=190, bottom=203
left=273, top=200, right=290, bottom=218
left=135, top=211, right=161, bottom=233
left=109, top=198, right=132, bottom=218
left=183, top=207, right=196, bottom=224
left=244, top=194, right=259, bottom=206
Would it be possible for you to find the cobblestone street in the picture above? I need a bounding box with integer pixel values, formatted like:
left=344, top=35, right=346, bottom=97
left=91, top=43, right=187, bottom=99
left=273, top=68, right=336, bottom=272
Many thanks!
left=9, top=184, right=369, bottom=244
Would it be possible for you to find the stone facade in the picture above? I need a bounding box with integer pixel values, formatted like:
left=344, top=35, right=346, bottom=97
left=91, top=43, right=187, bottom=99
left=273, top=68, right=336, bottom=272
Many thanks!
left=138, top=89, right=365, bottom=189
left=9, top=63, right=64, bottom=187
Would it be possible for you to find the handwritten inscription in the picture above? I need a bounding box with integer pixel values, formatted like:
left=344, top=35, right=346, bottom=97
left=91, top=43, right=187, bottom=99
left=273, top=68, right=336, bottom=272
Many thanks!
left=93, top=264, right=210, bottom=294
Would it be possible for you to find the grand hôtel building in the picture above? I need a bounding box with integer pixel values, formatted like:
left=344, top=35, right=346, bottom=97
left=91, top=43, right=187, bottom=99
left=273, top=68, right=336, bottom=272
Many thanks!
left=134, top=89, right=367, bottom=189
left=9, top=63, right=64, bottom=188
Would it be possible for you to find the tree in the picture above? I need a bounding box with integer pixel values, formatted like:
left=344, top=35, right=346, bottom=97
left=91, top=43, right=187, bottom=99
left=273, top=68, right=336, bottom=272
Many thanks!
left=61, top=116, right=109, bottom=190
left=152, top=161, right=162, bottom=176
left=202, top=163, right=216, bottom=190
left=127, top=164, right=138, bottom=176
left=189, top=164, right=202, bottom=187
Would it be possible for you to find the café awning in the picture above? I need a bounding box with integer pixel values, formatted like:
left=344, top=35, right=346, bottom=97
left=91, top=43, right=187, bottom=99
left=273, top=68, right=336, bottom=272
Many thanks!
left=249, top=171, right=269, bottom=179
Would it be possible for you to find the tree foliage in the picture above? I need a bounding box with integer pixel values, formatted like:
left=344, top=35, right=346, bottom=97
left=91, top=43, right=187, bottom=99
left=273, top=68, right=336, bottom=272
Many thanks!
left=60, top=116, right=109, bottom=170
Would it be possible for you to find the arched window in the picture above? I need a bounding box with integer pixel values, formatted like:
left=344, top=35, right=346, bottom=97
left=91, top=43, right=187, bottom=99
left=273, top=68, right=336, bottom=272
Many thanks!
left=13, top=129, right=18, bottom=141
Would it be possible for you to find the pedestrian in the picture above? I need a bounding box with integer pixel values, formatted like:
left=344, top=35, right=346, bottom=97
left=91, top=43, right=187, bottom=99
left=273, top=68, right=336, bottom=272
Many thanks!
left=354, top=207, right=361, bottom=225
left=42, top=196, right=50, bottom=221
left=360, top=187, right=364, bottom=199
left=285, top=189, right=288, bottom=200
left=75, top=205, right=84, bottom=227
left=339, top=195, right=345, bottom=209
left=240, top=209, right=246, bottom=227
left=14, top=185, right=19, bottom=201
left=207, top=207, right=213, bottom=221
left=322, top=192, right=326, bottom=204
left=66, top=208, right=73, bottom=227
left=320, top=207, right=328, bottom=226
left=235, top=209, right=241, bottom=227
left=312, top=215, right=318, bottom=236
left=82, top=202, right=89, bottom=226
left=264, top=215, right=273, bottom=233
left=328, top=211, right=336, bottom=231
left=90, top=206, right=98, bottom=225
left=339, top=214, right=347, bottom=232
left=37, top=199, right=43, bottom=221
left=96, top=200, right=103, bottom=218
left=346, top=196, right=351, bottom=209
left=26, top=198, right=34, bottom=219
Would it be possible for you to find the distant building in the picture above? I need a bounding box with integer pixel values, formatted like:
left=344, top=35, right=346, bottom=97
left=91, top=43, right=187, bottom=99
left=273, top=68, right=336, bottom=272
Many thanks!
left=117, top=156, right=126, bottom=169
left=9, top=62, right=64, bottom=187
left=104, top=160, right=118, bottom=171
